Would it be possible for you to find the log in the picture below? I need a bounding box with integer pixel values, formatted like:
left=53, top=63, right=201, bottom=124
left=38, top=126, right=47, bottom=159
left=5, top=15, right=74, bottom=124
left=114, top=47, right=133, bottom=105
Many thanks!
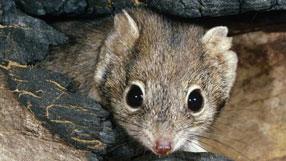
left=11, top=0, right=286, bottom=18
left=0, top=0, right=67, bottom=64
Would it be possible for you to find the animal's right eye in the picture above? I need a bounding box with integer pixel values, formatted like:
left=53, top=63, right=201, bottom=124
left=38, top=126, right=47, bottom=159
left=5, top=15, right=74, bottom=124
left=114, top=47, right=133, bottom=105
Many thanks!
left=187, top=89, right=204, bottom=113
left=126, top=85, right=143, bottom=108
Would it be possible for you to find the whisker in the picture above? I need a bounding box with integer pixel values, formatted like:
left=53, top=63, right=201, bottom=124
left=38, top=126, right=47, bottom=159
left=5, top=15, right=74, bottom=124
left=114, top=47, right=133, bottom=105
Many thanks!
left=203, top=131, right=263, bottom=154
left=215, top=115, right=250, bottom=123
left=208, top=125, right=254, bottom=143
left=211, top=121, right=252, bottom=137
left=194, top=135, right=253, bottom=161
left=186, top=138, right=228, bottom=158
left=222, top=108, right=264, bottom=112
left=184, top=139, right=202, bottom=152
left=208, top=124, right=223, bottom=133
left=116, top=119, right=140, bottom=127
left=114, top=115, right=143, bottom=128
left=184, top=140, right=204, bottom=155
left=107, top=137, right=140, bottom=153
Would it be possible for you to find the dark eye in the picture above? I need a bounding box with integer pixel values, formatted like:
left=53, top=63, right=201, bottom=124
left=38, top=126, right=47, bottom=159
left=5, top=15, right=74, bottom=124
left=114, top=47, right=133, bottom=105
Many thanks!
left=187, top=89, right=204, bottom=112
left=126, top=85, right=143, bottom=108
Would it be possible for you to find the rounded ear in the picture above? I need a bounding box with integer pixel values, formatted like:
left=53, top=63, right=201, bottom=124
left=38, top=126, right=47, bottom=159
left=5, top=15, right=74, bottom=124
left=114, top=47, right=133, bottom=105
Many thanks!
left=202, top=26, right=232, bottom=54
left=94, top=10, right=139, bottom=101
left=105, top=10, right=139, bottom=55
left=202, top=26, right=237, bottom=67
left=202, top=26, right=238, bottom=94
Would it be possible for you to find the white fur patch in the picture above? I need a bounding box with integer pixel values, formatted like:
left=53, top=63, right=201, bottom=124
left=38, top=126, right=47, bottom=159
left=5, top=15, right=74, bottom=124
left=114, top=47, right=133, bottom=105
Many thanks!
left=186, top=139, right=207, bottom=152
left=92, top=53, right=112, bottom=102
left=94, top=54, right=111, bottom=82
left=122, top=10, right=139, bottom=38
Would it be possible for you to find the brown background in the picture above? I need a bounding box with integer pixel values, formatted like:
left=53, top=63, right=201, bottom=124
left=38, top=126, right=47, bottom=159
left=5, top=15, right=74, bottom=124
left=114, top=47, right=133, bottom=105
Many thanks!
left=202, top=31, right=286, bottom=161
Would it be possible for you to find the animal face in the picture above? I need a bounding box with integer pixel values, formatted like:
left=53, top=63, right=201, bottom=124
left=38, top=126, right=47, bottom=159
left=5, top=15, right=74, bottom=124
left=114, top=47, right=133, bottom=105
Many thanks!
left=93, top=9, right=237, bottom=155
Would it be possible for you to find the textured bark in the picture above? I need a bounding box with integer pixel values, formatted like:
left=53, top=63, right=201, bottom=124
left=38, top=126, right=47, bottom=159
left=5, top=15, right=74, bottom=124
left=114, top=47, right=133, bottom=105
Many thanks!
left=0, top=0, right=67, bottom=65
left=0, top=71, right=93, bottom=161
left=11, top=0, right=286, bottom=18
left=0, top=60, right=115, bottom=155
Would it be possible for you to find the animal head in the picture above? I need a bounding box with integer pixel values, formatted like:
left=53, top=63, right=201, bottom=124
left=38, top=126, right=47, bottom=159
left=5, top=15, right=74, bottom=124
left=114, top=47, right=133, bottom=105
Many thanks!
left=94, top=9, right=237, bottom=155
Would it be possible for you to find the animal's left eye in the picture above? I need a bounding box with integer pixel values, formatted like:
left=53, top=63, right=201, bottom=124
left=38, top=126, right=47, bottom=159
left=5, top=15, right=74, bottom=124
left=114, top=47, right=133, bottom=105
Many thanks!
left=187, top=89, right=204, bottom=113
left=126, top=85, right=143, bottom=108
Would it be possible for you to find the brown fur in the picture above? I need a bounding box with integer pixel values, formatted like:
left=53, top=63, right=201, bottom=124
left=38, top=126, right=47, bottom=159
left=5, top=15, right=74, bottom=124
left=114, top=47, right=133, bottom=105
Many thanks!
left=41, top=8, right=237, bottom=153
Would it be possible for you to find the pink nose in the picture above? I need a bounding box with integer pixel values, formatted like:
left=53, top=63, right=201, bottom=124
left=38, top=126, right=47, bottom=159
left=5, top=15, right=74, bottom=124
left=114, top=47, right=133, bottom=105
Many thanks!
left=153, top=140, right=172, bottom=155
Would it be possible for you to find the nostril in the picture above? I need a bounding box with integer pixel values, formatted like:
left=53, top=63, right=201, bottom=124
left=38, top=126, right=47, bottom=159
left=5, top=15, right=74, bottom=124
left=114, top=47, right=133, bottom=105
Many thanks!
left=153, top=141, right=172, bottom=155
